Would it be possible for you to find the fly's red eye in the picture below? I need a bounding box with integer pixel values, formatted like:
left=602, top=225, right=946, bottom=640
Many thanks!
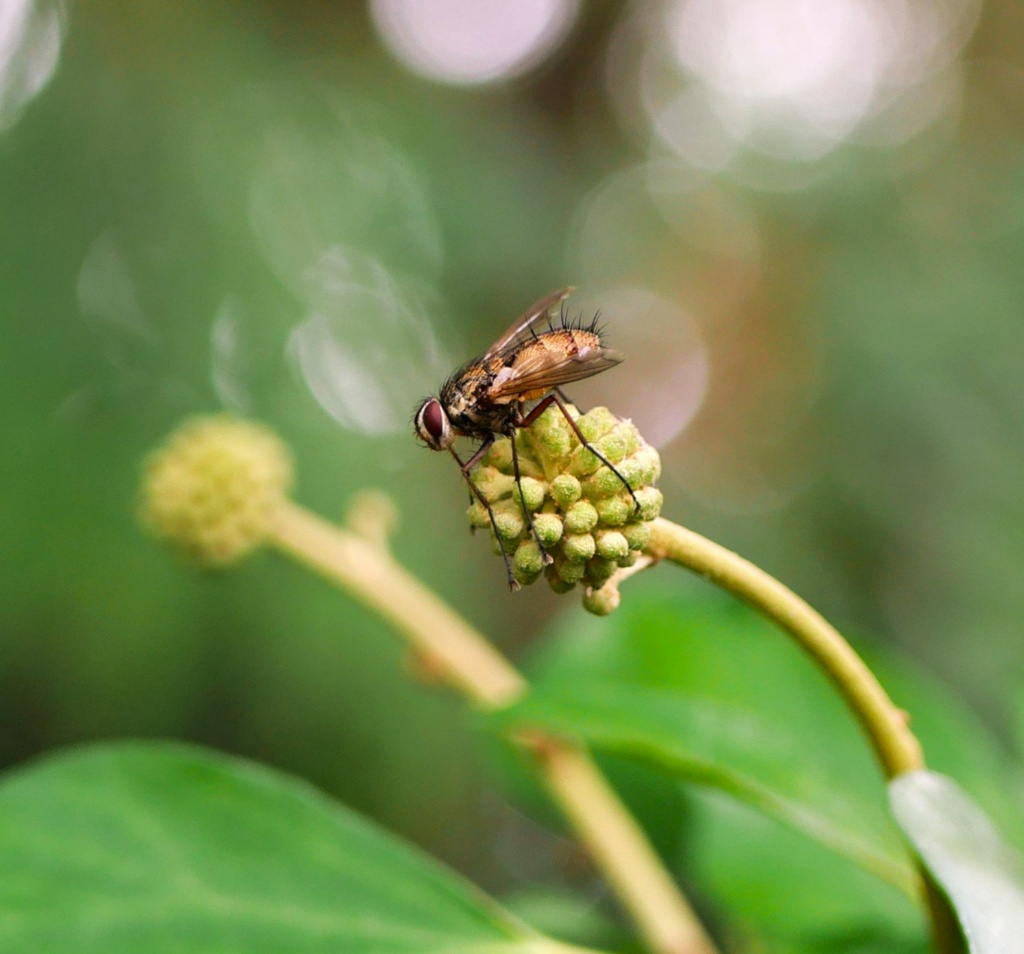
left=422, top=400, right=444, bottom=441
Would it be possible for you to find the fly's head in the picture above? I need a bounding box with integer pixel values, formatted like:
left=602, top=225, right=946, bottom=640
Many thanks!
left=413, top=397, right=455, bottom=452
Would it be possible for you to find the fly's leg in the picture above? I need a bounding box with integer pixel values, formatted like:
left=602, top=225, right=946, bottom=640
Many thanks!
left=521, top=393, right=641, bottom=513
left=554, top=387, right=575, bottom=408
left=450, top=442, right=520, bottom=592
left=458, top=439, right=493, bottom=535
left=460, top=437, right=493, bottom=472
left=510, top=430, right=554, bottom=567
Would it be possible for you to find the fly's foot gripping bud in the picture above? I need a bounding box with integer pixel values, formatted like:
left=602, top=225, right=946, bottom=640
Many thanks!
left=467, top=404, right=662, bottom=612
left=140, top=415, right=293, bottom=566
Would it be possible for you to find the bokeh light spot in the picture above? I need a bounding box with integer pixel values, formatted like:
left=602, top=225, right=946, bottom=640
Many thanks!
left=622, top=0, right=981, bottom=168
left=210, top=298, right=253, bottom=415
left=369, top=0, right=579, bottom=86
left=561, top=287, right=709, bottom=450
left=288, top=248, right=449, bottom=436
left=0, top=0, right=63, bottom=130
left=248, top=118, right=443, bottom=294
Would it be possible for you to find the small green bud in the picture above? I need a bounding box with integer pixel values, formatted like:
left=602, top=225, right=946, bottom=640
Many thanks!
left=582, top=584, right=620, bottom=616
left=514, top=566, right=543, bottom=586
left=467, top=501, right=491, bottom=529
left=621, top=521, right=651, bottom=551
left=595, top=529, right=629, bottom=562
left=473, top=466, right=515, bottom=503
left=595, top=495, right=631, bottom=526
left=532, top=512, right=564, bottom=547
left=564, top=500, right=599, bottom=534
left=584, top=466, right=627, bottom=499
left=566, top=443, right=604, bottom=478
left=482, top=439, right=514, bottom=471
left=562, top=533, right=597, bottom=563
left=634, top=446, right=662, bottom=484
left=525, top=405, right=571, bottom=458
left=634, top=486, right=664, bottom=521
left=535, top=423, right=572, bottom=458
left=619, top=550, right=640, bottom=567
left=514, top=539, right=545, bottom=579
left=577, top=407, right=617, bottom=442
left=491, top=505, right=524, bottom=541
left=614, top=458, right=645, bottom=489
left=552, top=554, right=587, bottom=585
left=545, top=564, right=577, bottom=594
left=535, top=403, right=567, bottom=429
left=512, top=476, right=546, bottom=513
left=618, top=422, right=641, bottom=458
left=597, top=433, right=628, bottom=464
left=586, top=556, right=619, bottom=588
left=549, top=473, right=582, bottom=509
left=520, top=458, right=545, bottom=480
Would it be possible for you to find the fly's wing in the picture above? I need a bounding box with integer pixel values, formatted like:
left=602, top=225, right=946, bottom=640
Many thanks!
left=481, top=287, right=574, bottom=360
left=485, top=338, right=624, bottom=402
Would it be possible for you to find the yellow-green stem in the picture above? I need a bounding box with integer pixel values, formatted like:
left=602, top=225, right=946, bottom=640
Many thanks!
left=647, top=519, right=920, bottom=775
left=645, top=518, right=963, bottom=954
left=268, top=499, right=718, bottom=954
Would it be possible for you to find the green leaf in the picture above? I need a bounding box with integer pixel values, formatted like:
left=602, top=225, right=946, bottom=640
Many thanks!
left=499, top=888, right=637, bottom=953
left=513, top=579, right=1021, bottom=946
left=0, top=741, right=600, bottom=954
left=890, top=770, right=1024, bottom=954
left=500, top=681, right=914, bottom=894
left=519, top=582, right=927, bottom=941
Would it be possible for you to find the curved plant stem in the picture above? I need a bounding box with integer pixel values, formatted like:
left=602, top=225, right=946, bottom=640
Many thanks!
left=646, top=519, right=921, bottom=776
left=267, top=498, right=719, bottom=954
left=645, top=518, right=963, bottom=954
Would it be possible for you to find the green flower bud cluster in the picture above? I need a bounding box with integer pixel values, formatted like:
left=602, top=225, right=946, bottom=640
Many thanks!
left=467, top=405, right=662, bottom=595
left=141, top=415, right=293, bottom=566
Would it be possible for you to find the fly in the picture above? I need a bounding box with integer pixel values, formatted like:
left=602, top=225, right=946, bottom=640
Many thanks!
left=414, top=288, right=638, bottom=591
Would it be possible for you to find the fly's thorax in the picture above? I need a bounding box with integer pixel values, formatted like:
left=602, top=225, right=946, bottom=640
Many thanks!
left=438, top=378, right=474, bottom=425
left=451, top=400, right=518, bottom=439
left=440, top=359, right=516, bottom=438
left=440, top=361, right=488, bottom=411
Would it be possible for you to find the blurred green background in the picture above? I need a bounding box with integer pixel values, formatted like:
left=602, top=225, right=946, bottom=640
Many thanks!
left=2, top=0, right=1023, bottom=937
